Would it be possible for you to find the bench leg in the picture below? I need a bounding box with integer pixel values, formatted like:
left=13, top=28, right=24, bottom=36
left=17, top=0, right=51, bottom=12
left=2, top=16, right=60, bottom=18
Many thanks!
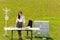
left=11, top=30, right=13, bottom=40
left=31, top=30, right=32, bottom=40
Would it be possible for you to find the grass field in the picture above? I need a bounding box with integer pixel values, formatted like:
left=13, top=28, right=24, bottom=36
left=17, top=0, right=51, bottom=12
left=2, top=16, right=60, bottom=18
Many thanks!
left=0, top=0, right=60, bottom=40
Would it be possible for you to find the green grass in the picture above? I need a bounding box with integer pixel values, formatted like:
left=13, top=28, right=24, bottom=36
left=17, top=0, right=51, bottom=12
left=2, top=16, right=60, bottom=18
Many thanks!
left=0, top=0, right=60, bottom=40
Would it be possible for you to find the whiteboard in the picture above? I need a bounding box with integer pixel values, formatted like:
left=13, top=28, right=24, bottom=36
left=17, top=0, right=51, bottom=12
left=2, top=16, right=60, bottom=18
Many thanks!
left=34, top=21, right=49, bottom=36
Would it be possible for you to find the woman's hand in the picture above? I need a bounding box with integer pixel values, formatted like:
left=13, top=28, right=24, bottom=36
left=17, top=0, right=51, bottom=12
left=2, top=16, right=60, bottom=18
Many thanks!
left=23, top=23, right=26, bottom=27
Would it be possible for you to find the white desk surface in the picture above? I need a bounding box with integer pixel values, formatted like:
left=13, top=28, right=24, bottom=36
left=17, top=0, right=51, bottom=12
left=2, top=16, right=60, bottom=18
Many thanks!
left=4, top=27, right=40, bottom=31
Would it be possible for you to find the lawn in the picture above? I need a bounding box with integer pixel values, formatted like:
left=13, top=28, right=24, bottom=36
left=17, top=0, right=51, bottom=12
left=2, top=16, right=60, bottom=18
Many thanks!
left=0, top=0, right=60, bottom=40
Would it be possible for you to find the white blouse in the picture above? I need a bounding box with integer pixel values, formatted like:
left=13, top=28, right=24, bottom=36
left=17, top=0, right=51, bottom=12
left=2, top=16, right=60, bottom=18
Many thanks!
left=16, top=15, right=25, bottom=23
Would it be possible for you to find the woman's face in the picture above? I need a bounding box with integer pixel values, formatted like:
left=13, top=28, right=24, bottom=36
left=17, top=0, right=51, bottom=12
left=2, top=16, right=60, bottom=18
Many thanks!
left=19, top=13, right=22, bottom=16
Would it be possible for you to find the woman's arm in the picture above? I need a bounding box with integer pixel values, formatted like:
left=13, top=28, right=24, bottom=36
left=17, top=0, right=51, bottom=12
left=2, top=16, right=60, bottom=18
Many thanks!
left=23, top=23, right=26, bottom=27
left=23, top=16, right=26, bottom=27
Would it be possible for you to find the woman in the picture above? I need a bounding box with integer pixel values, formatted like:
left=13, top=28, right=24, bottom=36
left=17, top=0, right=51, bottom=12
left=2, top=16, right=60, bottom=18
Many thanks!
left=16, top=11, right=25, bottom=40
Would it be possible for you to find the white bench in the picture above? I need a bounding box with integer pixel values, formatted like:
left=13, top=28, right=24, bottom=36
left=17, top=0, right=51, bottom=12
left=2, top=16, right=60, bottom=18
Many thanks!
left=4, top=27, right=40, bottom=40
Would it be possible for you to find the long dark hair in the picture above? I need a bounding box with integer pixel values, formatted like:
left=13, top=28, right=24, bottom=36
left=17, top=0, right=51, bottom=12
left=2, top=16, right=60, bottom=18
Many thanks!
left=18, top=11, right=22, bottom=19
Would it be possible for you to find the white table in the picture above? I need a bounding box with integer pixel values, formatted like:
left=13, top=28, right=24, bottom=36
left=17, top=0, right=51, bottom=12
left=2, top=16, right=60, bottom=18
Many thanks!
left=4, top=27, right=40, bottom=40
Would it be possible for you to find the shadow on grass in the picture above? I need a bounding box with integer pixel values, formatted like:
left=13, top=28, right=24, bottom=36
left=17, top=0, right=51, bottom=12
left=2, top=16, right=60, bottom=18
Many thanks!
left=35, top=36, right=53, bottom=40
left=5, top=35, right=53, bottom=40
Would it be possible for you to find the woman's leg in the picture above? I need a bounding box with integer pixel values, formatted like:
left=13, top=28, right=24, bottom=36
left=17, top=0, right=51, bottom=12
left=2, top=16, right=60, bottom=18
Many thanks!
left=18, top=30, right=22, bottom=38
left=18, top=30, right=23, bottom=40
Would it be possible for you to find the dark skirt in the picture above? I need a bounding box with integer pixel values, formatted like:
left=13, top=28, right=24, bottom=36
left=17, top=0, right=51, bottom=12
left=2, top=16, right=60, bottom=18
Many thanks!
left=16, top=22, right=22, bottom=28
